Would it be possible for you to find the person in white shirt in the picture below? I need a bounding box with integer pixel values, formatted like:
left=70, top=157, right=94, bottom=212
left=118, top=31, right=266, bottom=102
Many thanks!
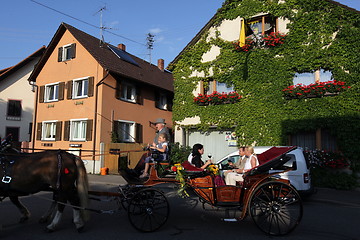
left=225, top=146, right=259, bottom=186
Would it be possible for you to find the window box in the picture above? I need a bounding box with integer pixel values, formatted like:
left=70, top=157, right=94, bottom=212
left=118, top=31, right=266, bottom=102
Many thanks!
left=194, top=91, right=242, bottom=106
left=282, top=80, right=351, bottom=99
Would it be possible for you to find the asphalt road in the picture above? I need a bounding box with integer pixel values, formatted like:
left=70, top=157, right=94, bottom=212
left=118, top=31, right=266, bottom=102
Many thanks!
left=0, top=174, right=359, bottom=240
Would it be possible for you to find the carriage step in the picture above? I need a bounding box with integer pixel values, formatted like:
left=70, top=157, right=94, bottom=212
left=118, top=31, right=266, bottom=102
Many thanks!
left=222, top=218, right=238, bottom=222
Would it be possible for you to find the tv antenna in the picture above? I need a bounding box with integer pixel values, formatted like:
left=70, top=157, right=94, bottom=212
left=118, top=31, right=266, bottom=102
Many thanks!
left=94, top=5, right=112, bottom=45
left=146, top=33, right=155, bottom=64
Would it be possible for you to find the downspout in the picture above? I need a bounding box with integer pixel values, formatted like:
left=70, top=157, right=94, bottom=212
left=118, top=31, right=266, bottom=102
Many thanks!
left=92, top=69, right=110, bottom=174
left=30, top=83, right=38, bottom=153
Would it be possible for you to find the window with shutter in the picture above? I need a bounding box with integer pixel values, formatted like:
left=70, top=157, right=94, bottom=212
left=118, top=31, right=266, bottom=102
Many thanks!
left=113, top=120, right=135, bottom=143
left=58, top=43, right=76, bottom=62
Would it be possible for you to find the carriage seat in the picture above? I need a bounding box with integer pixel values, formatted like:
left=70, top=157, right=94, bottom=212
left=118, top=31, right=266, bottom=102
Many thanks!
left=181, top=161, right=207, bottom=178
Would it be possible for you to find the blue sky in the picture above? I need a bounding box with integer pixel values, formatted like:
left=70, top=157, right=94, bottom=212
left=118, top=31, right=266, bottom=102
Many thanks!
left=0, top=0, right=359, bottom=70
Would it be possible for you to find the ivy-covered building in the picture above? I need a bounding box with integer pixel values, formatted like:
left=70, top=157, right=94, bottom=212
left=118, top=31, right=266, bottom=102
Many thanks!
left=169, top=0, right=360, bottom=168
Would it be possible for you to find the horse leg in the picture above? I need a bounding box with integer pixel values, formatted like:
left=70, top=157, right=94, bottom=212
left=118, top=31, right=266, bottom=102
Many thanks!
left=45, top=201, right=65, bottom=233
left=72, top=208, right=85, bottom=232
left=68, top=188, right=85, bottom=232
left=9, top=196, right=30, bottom=223
left=39, top=201, right=57, bottom=223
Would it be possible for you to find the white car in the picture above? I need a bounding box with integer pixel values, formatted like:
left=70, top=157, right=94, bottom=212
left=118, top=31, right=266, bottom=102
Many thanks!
left=216, top=146, right=313, bottom=195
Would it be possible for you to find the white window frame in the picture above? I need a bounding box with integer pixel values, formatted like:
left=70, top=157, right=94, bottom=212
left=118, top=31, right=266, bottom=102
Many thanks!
left=115, top=120, right=135, bottom=143
left=70, top=119, right=88, bottom=141
left=62, top=44, right=73, bottom=61
left=72, top=77, right=89, bottom=99
left=42, top=120, right=57, bottom=141
left=45, top=82, right=59, bottom=102
left=121, top=82, right=136, bottom=103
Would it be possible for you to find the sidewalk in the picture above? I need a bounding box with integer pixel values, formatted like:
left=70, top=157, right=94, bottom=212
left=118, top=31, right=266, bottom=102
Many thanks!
left=87, top=173, right=360, bottom=207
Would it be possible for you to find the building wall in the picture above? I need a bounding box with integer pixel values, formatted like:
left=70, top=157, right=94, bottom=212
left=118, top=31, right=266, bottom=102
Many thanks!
left=175, top=14, right=290, bottom=147
left=33, top=29, right=173, bottom=172
left=98, top=74, right=173, bottom=146
left=33, top=30, right=102, bottom=153
left=0, top=59, right=38, bottom=142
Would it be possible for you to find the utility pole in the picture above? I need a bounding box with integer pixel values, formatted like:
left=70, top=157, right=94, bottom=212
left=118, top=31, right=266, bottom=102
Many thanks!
left=146, top=33, right=155, bottom=64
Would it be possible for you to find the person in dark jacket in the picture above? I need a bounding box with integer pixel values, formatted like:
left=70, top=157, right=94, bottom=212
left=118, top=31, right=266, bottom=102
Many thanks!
left=188, top=143, right=212, bottom=169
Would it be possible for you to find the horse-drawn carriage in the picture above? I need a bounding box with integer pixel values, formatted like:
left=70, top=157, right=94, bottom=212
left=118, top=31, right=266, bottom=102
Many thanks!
left=118, top=146, right=303, bottom=235
left=0, top=134, right=302, bottom=236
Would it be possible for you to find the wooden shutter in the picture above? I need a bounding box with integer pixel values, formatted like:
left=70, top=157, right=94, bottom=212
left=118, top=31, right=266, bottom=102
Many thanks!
left=115, top=80, right=122, bottom=99
left=67, top=80, right=73, bottom=99
left=88, top=77, right=94, bottom=97
left=36, top=122, right=42, bottom=140
left=63, top=120, right=70, bottom=141
left=70, top=43, right=76, bottom=59
left=135, top=86, right=143, bottom=105
left=86, top=119, right=93, bottom=141
left=39, top=85, right=45, bottom=103
left=58, top=82, right=65, bottom=101
left=135, top=123, right=143, bottom=143
left=55, top=121, right=62, bottom=141
left=58, top=47, right=63, bottom=62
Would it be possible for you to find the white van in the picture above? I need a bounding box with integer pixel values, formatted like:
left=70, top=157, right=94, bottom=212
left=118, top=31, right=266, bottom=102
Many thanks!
left=216, top=146, right=313, bottom=195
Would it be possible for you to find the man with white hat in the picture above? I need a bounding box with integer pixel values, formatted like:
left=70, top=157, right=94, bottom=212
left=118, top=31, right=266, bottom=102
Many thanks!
left=153, top=118, right=170, bottom=144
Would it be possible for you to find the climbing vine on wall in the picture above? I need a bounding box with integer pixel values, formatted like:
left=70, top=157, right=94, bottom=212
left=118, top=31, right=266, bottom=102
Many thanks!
left=169, top=0, right=360, bottom=170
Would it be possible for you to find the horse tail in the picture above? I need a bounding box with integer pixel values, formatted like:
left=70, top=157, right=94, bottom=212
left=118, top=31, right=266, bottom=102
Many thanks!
left=75, top=156, right=90, bottom=221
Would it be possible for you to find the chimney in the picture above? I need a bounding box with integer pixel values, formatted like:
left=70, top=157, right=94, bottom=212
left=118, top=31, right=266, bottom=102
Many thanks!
left=157, top=59, right=164, bottom=71
left=118, top=44, right=126, bottom=51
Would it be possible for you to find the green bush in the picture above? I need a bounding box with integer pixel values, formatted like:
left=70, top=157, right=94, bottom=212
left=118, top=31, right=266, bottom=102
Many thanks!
left=311, top=168, right=359, bottom=190
left=169, top=143, right=191, bottom=164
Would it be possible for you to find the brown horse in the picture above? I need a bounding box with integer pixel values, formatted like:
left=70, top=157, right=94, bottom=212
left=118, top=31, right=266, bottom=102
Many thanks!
left=0, top=149, right=89, bottom=232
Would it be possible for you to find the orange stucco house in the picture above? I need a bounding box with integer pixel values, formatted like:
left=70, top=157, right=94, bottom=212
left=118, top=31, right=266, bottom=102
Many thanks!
left=28, top=23, right=173, bottom=173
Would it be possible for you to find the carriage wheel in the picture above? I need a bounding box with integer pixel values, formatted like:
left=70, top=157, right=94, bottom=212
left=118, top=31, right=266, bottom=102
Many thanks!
left=249, top=181, right=303, bottom=236
left=127, top=188, right=169, bottom=232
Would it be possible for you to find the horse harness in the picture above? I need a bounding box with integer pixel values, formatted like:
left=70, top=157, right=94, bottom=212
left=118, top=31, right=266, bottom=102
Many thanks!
left=0, top=151, right=65, bottom=196
left=0, top=153, right=14, bottom=185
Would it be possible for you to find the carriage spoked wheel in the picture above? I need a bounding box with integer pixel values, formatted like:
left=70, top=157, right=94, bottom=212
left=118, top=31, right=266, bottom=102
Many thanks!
left=249, top=181, right=303, bottom=236
left=127, top=188, right=169, bottom=232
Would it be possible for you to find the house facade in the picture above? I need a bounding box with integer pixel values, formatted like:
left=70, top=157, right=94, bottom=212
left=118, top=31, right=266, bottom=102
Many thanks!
left=0, top=47, right=45, bottom=145
left=169, top=0, right=360, bottom=167
left=29, top=23, right=173, bottom=173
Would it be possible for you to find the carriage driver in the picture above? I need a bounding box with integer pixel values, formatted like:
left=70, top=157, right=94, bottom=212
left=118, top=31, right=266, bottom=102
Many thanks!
left=153, top=118, right=171, bottom=145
